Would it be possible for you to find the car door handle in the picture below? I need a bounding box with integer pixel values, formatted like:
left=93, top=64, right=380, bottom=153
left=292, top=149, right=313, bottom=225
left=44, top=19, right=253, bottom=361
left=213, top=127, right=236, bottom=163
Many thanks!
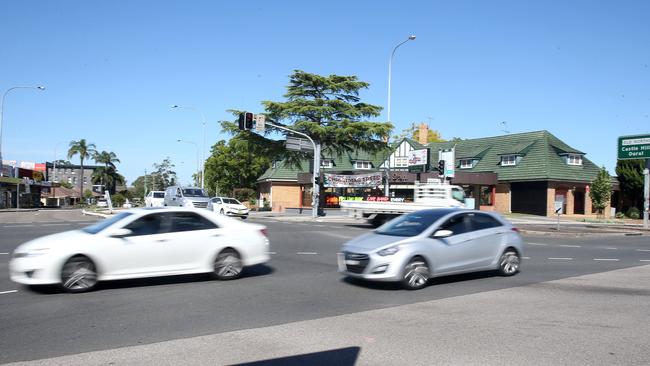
left=156, top=239, right=169, bottom=243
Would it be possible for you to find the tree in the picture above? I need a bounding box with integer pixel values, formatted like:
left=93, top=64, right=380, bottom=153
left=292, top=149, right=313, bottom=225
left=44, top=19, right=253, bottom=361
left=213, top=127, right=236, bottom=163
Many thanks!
left=93, top=150, right=121, bottom=192
left=53, top=159, right=72, bottom=165
left=91, top=166, right=125, bottom=195
left=590, top=167, right=612, bottom=217
left=152, top=157, right=176, bottom=191
left=67, top=139, right=96, bottom=197
left=616, top=159, right=644, bottom=211
left=204, top=138, right=274, bottom=196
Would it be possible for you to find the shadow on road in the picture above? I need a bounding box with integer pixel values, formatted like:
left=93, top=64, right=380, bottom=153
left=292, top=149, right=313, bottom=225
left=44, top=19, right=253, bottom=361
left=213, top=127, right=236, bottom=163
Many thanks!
left=341, top=270, right=500, bottom=291
left=232, top=346, right=360, bottom=366
left=27, top=264, right=275, bottom=294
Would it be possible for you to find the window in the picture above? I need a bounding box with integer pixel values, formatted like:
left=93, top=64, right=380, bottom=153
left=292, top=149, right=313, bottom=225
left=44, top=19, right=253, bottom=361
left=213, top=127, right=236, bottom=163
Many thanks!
left=82, top=212, right=133, bottom=235
left=67, top=177, right=72, bottom=184
left=321, top=160, right=333, bottom=168
left=501, top=155, right=517, bottom=166
left=182, top=188, right=207, bottom=197
left=376, top=210, right=449, bottom=237
left=394, top=157, right=408, bottom=168
left=124, top=213, right=169, bottom=236
left=153, top=192, right=164, bottom=198
left=451, top=188, right=466, bottom=203
left=354, top=161, right=371, bottom=169
left=460, top=159, right=473, bottom=169
left=469, top=213, right=502, bottom=231
left=438, top=214, right=473, bottom=236
left=168, top=212, right=218, bottom=232
left=83, top=177, right=87, bottom=184
left=567, top=154, right=582, bottom=166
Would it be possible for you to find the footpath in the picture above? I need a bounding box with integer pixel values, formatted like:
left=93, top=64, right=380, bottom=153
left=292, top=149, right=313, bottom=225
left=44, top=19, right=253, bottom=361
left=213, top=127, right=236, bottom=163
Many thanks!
left=7, top=264, right=650, bottom=365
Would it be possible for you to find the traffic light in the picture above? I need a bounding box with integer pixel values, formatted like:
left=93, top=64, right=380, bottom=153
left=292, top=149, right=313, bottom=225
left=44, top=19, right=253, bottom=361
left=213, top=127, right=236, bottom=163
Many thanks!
left=238, top=112, right=254, bottom=130
left=437, top=160, right=445, bottom=175
left=314, top=176, right=320, bottom=185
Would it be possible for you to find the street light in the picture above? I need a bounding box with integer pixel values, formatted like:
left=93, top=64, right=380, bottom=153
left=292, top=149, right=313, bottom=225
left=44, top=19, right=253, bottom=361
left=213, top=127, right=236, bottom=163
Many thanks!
left=176, top=139, right=199, bottom=187
left=385, top=35, right=415, bottom=196
left=172, top=105, right=206, bottom=189
left=0, top=86, right=46, bottom=176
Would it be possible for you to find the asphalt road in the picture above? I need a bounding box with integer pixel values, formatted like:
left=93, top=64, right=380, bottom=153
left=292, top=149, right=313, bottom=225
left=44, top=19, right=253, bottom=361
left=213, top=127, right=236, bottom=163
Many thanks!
left=0, top=216, right=649, bottom=363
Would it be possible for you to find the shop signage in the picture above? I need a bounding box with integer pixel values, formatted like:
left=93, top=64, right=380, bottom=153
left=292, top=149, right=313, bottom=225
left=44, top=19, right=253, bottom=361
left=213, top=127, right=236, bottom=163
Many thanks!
left=618, top=134, right=650, bottom=160
left=408, top=149, right=428, bottom=166
left=323, top=172, right=383, bottom=188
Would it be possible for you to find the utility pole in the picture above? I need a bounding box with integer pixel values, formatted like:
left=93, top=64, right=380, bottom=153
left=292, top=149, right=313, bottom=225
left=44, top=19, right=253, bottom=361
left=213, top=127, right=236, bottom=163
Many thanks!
left=644, top=159, right=649, bottom=229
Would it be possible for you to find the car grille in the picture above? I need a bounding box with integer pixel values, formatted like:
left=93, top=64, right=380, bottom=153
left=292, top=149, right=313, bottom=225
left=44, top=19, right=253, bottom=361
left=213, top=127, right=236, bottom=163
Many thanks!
left=344, top=252, right=369, bottom=274
left=192, top=202, right=208, bottom=208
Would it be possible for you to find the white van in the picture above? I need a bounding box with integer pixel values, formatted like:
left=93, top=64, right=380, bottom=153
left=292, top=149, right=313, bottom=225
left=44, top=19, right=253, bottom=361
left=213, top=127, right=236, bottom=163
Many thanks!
left=164, top=186, right=210, bottom=208
left=145, top=191, right=165, bottom=207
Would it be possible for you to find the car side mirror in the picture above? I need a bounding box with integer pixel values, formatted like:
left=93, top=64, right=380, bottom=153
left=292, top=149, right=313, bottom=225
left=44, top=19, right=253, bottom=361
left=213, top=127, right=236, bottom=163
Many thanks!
left=108, top=228, right=133, bottom=238
left=432, top=229, right=453, bottom=238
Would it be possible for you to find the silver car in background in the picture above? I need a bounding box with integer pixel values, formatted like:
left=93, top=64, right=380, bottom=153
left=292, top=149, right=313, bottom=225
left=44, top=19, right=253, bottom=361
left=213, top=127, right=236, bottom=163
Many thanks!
left=338, top=208, right=523, bottom=290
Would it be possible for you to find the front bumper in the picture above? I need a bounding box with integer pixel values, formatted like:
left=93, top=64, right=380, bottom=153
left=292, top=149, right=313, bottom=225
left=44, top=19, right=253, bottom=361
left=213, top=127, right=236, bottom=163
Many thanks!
left=9, top=256, right=61, bottom=285
left=337, top=251, right=405, bottom=282
left=225, top=210, right=249, bottom=217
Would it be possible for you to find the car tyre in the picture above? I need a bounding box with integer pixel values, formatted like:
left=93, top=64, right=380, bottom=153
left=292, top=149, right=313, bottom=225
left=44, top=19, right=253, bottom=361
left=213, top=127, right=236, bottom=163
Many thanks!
left=213, top=249, right=243, bottom=280
left=498, top=249, right=520, bottom=276
left=60, top=255, right=98, bottom=293
left=401, top=256, right=429, bottom=290
left=219, top=208, right=225, bottom=215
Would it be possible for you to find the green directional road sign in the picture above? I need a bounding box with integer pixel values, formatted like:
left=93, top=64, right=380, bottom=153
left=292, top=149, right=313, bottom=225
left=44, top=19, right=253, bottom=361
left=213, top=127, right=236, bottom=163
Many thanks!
left=618, top=134, right=650, bottom=160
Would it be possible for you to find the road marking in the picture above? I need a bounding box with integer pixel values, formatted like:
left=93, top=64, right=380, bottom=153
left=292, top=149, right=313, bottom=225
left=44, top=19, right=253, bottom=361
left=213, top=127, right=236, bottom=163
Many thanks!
left=559, top=245, right=581, bottom=248
left=604, top=247, right=618, bottom=250
left=313, top=224, right=327, bottom=227
left=548, top=257, right=573, bottom=260
left=0, top=252, right=9, bottom=255
left=640, top=260, right=650, bottom=262
left=266, top=252, right=277, bottom=255
left=41, top=223, right=71, bottom=227
left=636, top=249, right=650, bottom=252
left=594, top=258, right=620, bottom=261
left=296, top=252, right=318, bottom=255
left=522, top=256, right=531, bottom=259
left=3, top=224, right=35, bottom=228
left=0, top=290, right=18, bottom=295
left=527, top=243, right=548, bottom=246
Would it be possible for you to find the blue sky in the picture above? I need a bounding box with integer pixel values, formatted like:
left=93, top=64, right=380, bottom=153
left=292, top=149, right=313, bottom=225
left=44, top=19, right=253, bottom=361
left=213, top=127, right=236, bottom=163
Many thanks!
left=1, top=0, right=649, bottom=184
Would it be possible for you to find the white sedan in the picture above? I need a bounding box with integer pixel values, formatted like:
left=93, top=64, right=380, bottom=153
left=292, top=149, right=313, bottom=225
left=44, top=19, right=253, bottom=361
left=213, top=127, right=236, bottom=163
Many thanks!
left=207, top=197, right=250, bottom=219
left=9, top=208, right=270, bottom=293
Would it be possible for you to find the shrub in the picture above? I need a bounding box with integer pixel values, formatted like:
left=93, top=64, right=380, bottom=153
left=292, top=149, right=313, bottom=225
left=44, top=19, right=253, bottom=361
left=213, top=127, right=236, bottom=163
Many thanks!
left=615, top=212, right=625, bottom=219
left=626, top=207, right=640, bottom=219
left=233, top=188, right=256, bottom=202
left=112, top=193, right=126, bottom=207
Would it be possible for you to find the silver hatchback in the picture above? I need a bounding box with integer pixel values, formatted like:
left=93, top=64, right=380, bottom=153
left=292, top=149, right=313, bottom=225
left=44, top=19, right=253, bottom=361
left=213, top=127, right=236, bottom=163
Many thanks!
left=338, top=208, right=523, bottom=290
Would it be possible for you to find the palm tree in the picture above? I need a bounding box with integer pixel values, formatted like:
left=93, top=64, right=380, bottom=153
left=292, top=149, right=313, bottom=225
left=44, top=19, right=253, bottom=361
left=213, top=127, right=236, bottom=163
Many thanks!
left=93, top=151, right=120, bottom=191
left=67, top=139, right=96, bottom=200
left=91, top=167, right=124, bottom=195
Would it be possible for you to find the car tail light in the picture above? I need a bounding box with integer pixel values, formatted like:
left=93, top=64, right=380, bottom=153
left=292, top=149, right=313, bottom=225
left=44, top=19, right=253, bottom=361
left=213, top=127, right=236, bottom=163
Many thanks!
left=511, top=227, right=520, bottom=233
left=260, top=229, right=268, bottom=237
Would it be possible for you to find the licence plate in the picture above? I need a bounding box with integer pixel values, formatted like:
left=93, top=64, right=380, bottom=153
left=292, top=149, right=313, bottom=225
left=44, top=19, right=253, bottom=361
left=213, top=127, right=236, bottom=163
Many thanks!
left=345, top=260, right=360, bottom=265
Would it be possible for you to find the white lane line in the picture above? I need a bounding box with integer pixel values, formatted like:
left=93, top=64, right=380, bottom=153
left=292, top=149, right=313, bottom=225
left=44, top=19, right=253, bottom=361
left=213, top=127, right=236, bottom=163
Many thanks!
left=594, top=258, right=620, bottom=261
left=548, top=257, right=573, bottom=260
left=296, top=252, right=318, bottom=255
left=41, top=223, right=71, bottom=227
left=3, top=224, right=35, bottom=228
left=0, top=290, right=18, bottom=295
left=604, top=247, right=618, bottom=250
left=0, top=252, right=9, bottom=255
left=522, top=256, right=531, bottom=259
left=313, top=225, right=327, bottom=227
left=527, top=243, right=548, bottom=246
left=636, top=249, right=650, bottom=252
left=266, top=251, right=277, bottom=255
left=640, top=260, right=650, bottom=262
left=559, top=245, right=581, bottom=248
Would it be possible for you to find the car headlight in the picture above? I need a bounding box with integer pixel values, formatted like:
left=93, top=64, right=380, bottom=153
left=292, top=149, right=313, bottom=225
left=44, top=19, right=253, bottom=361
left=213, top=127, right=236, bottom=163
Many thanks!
left=378, top=246, right=400, bottom=256
left=16, top=248, right=50, bottom=258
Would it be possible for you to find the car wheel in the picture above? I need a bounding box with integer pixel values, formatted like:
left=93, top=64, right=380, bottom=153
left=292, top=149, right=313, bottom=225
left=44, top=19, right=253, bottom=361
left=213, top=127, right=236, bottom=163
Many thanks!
left=213, top=249, right=243, bottom=280
left=219, top=208, right=225, bottom=215
left=60, top=255, right=98, bottom=293
left=401, top=256, right=429, bottom=290
left=498, top=249, right=520, bottom=276
left=241, top=216, right=248, bottom=220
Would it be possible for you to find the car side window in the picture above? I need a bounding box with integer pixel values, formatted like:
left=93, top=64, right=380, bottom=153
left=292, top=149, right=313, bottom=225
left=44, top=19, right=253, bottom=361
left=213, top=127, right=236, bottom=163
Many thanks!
left=438, top=214, right=473, bottom=236
left=176, top=188, right=182, bottom=197
left=470, top=213, right=503, bottom=231
left=168, top=212, right=218, bottom=232
left=124, top=214, right=169, bottom=236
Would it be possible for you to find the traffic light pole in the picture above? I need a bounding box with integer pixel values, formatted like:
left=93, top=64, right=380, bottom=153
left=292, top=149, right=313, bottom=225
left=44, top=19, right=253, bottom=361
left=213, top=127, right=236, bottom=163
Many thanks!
left=263, top=121, right=320, bottom=219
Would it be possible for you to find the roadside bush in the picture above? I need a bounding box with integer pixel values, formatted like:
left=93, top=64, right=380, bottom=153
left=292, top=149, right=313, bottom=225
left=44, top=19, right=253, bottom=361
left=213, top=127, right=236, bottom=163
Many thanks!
left=112, top=193, right=126, bottom=207
left=233, top=188, right=256, bottom=202
left=615, top=212, right=625, bottom=219
left=626, top=207, right=640, bottom=219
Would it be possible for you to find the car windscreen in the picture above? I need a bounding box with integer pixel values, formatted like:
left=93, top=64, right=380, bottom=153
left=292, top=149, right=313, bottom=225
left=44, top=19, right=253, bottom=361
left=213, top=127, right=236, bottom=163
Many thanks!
left=153, top=192, right=164, bottom=198
left=182, top=189, right=207, bottom=197
left=81, top=212, right=133, bottom=234
left=375, top=210, right=448, bottom=237
left=223, top=198, right=240, bottom=204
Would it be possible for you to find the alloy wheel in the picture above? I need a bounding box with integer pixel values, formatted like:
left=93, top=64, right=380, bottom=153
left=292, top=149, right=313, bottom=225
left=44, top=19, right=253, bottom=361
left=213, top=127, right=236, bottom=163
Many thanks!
left=61, top=256, right=98, bottom=293
left=499, top=250, right=520, bottom=276
left=214, top=250, right=243, bottom=280
left=402, top=258, right=429, bottom=290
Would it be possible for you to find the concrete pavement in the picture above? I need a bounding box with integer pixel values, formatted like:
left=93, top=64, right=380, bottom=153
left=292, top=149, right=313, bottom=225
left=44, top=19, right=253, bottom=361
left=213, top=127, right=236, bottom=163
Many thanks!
left=7, top=264, right=650, bottom=366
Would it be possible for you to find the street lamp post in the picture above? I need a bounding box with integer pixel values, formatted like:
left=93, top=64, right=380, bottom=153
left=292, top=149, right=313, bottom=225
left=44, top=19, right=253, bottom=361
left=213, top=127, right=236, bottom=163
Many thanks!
left=0, top=86, right=45, bottom=176
left=176, top=139, right=200, bottom=187
left=385, top=35, right=415, bottom=196
left=172, top=105, right=206, bottom=189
